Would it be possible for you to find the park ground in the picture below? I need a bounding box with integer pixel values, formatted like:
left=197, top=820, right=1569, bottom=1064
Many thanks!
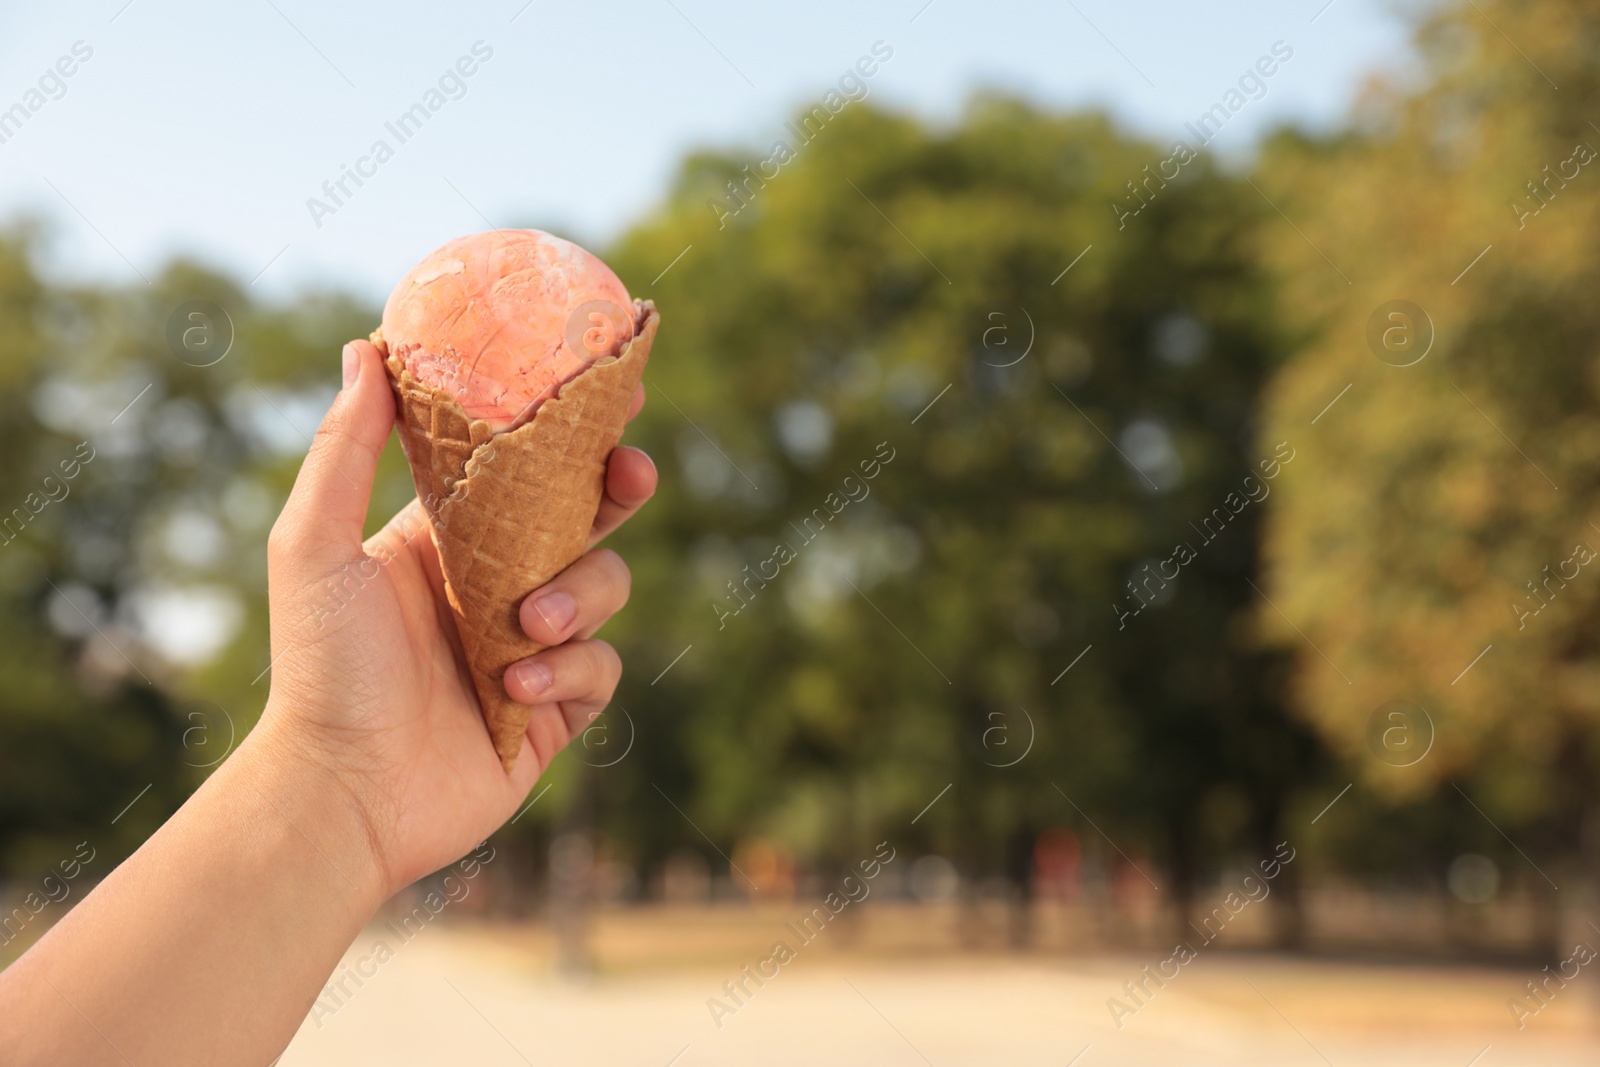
left=281, top=903, right=1600, bottom=1066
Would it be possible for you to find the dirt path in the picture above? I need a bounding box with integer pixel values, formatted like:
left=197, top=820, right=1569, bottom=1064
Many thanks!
left=281, top=922, right=1600, bottom=1065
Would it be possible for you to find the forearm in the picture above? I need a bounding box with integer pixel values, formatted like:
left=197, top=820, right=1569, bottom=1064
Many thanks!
left=0, top=328, right=645, bottom=1061
left=0, top=710, right=387, bottom=1065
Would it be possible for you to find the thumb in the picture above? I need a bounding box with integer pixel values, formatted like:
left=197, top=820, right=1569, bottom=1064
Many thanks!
left=270, top=340, right=395, bottom=569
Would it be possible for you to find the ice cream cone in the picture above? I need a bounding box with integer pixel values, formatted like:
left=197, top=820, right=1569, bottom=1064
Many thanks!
left=373, top=301, right=658, bottom=771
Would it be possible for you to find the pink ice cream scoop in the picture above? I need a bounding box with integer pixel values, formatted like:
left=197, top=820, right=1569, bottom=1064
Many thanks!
left=380, top=229, right=636, bottom=432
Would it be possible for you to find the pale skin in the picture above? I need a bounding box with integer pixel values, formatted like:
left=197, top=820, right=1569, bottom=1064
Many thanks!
left=0, top=340, right=656, bottom=1065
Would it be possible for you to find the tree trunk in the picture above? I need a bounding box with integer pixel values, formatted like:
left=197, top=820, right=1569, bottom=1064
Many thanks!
left=1166, top=813, right=1197, bottom=948
left=1253, top=806, right=1305, bottom=949
left=1005, top=822, right=1035, bottom=949
left=550, top=765, right=595, bottom=975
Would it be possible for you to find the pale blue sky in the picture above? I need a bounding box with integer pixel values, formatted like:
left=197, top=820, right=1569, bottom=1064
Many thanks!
left=0, top=0, right=1418, bottom=303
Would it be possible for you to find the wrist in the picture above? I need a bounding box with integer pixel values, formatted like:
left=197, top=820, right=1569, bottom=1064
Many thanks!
left=237, top=706, right=395, bottom=912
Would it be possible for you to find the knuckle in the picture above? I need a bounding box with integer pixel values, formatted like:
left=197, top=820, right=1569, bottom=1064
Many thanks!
left=311, top=400, right=383, bottom=467
left=266, top=515, right=298, bottom=562
left=586, top=639, right=622, bottom=684
left=594, top=548, right=631, bottom=600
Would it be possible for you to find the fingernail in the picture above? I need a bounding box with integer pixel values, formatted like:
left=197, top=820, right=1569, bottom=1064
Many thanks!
left=533, top=591, right=577, bottom=634
left=515, top=661, right=554, bottom=698
left=342, top=343, right=359, bottom=389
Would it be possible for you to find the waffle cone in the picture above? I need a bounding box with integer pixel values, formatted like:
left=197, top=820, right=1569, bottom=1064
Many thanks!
left=374, top=301, right=658, bottom=771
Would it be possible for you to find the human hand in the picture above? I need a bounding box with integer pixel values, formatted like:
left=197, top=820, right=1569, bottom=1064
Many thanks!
left=254, top=340, right=655, bottom=899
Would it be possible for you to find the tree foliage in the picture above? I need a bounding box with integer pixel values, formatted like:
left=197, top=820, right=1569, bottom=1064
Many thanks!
left=1257, top=0, right=1600, bottom=887
left=5, top=0, right=1590, bottom=935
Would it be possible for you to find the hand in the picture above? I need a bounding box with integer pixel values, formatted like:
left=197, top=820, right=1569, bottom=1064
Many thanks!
left=256, top=340, right=655, bottom=899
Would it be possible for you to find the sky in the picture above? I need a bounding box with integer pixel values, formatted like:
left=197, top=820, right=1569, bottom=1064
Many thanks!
left=0, top=0, right=1419, bottom=305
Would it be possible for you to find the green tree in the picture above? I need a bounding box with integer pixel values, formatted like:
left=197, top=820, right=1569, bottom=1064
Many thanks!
left=1257, top=0, right=1600, bottom=929
left=594, top=94, right=1322, bottom=938
left=0, top=230, right=385, bottom=902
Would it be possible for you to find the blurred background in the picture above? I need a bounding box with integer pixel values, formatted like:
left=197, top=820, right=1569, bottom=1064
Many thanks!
left=3, top=0, right=1600, bottom=1061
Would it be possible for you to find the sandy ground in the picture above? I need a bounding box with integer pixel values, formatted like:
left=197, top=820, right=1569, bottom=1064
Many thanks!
left=280, top=918, right=1600, bottom=1066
